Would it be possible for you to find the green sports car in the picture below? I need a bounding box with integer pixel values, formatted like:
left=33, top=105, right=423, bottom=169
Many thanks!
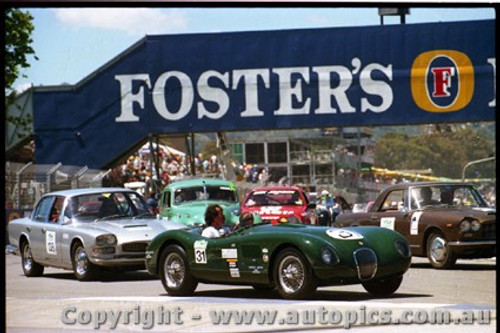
left=145, top=222, right=412, bottom=299
left=157, top=178, right=240, bottom=227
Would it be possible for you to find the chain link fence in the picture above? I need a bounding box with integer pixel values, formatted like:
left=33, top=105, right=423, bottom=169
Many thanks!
left=5, top=162, right=110, bottom=211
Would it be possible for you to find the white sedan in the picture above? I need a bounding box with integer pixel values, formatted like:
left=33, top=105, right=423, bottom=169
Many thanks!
left=7, top=188, right=184, bottom=280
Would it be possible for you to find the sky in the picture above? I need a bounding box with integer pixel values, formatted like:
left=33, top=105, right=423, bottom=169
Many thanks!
left=14, top=6, right=495, bottom=93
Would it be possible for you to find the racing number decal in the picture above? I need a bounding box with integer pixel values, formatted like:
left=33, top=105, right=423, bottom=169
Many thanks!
left=410, top=212, right=423, bottom=235
left=46, top=231, right=57, bottom=255
left=380, top=217, right=396, bottom=230
left=326, top=229, right=364, bottom=240
left=194, top=240, right=208, bottom=264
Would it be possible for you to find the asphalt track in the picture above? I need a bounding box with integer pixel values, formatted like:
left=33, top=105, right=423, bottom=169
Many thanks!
left=6, top=255, right=496, bottom=332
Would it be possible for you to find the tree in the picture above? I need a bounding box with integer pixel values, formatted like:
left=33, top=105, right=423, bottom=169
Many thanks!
left=374, top=127, right=494, bottom=179
left=5, top=9, right=38, bottom=132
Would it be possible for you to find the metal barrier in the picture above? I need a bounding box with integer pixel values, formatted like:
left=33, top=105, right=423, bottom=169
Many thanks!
left=5, top=162, right=110, bottom=210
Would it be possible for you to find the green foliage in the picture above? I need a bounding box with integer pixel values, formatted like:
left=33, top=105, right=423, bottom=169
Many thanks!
left=374, top=127, right=495, bottom=179
left=5, top=9, right=37, bottom=129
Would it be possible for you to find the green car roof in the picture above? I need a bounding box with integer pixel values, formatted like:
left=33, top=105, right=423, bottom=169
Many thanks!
left=165, top=178, right=237, bottom=190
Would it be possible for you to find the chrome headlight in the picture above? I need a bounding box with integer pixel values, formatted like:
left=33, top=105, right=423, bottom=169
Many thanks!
left=321, top=247, right=339, bottom=265
left=96, top=234, right=117, bottom=246
left=394, top=239, right=411, bottom=258
left=460, top=220, right=471, bottom=232
left=470, top=220, right=481, bottom=232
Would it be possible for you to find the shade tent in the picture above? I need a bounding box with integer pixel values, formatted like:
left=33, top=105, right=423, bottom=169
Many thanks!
left=139, top=143, right=185, bottom=157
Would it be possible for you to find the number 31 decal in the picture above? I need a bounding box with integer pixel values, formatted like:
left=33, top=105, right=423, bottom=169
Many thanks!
left=194, top=240, right=208, bottom=264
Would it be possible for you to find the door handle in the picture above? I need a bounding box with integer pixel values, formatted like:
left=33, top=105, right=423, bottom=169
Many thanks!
left=26, top=227, right=31, bottom=232
left=41, top=228, right=46, bottom=234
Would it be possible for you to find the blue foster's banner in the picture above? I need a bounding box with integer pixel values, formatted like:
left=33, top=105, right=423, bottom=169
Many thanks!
left=33, top=20, right=495, bottom=169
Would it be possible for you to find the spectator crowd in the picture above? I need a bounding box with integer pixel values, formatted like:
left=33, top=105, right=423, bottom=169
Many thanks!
left=103, top=144, right=496, bottom=209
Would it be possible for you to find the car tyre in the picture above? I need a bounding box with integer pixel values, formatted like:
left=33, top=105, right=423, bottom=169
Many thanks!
left=159, top=245, right=198, bottom=296
left=72, top=242, right=98, bottom=281
left=426, top=231, right=457, bottom=269
left=273, top=248, right=317, bottom=299
left=362, top=275, right=403, bottom=296
left=21, top=241, right=44, bottom=277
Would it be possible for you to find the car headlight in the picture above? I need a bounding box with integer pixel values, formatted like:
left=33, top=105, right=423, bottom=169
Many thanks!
left=96, top=234, right=117, bottom=246
left=394, top=239, right=411, bottom=258
left=471, top=220, right=481, bottom=232
left=321, top=247, right=339, bottom=265
left=460, top=220, right=471, bottom=232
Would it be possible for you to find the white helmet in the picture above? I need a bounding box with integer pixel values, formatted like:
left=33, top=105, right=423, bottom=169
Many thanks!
left=321, top=190, right=329, bottom=196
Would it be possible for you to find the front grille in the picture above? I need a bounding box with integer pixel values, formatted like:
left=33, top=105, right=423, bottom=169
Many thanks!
left=121, top=242, right=149, bottom=253
left=482, top=222, right=496, bottom=240
left=353, top=248, right=378, bottom=281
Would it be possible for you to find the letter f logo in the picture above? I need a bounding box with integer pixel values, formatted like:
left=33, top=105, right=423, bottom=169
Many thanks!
left=431, top=67, right=455, bottom=97
left=411, top=50, right=474, bottom=112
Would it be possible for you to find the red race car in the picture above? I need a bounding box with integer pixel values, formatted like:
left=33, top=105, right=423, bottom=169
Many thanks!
left=241, top=186, right=318, bottom=225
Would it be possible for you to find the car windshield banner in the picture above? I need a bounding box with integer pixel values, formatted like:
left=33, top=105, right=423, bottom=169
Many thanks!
left=33, top=20, right=495, bottom=168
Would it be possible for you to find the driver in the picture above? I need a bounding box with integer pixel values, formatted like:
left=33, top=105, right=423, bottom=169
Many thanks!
left=202, top=204, right=225, bottom=238
left=232, top=212, right=254, bottom=231
left=50, top=199, right=63, bottom=222
left=418, top=187, right=438, bottom=206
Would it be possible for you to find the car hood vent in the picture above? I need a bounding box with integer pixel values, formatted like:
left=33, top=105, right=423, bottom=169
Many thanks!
left=123, top=224, right=149, bottom=228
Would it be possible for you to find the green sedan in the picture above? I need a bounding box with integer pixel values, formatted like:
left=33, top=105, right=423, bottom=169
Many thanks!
left=158, top=178, right=240, bottom=227
left=145, top=222, right=411, bottom=299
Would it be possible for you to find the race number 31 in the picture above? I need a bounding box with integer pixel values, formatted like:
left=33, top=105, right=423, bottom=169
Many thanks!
left=194, top=240, right=208, bottom=264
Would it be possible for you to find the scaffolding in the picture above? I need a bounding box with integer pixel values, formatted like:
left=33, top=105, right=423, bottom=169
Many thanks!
left=5, top=162, right=110, bottom=210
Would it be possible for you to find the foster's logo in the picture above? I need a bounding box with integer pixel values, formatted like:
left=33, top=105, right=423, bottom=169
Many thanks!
left=411, top=50, right=474, bottom=112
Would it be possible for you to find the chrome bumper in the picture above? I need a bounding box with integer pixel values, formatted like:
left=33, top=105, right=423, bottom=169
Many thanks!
left=90, top=256, right=146, bottom=266
left=449, top=240, right=496, bottom=247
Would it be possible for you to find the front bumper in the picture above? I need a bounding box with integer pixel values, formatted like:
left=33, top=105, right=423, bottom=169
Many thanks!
left=448, top=240, right=496, bottom=258
left=90, top=255, right=146, bottom=267
left=449, top=240, right=496, bottom=247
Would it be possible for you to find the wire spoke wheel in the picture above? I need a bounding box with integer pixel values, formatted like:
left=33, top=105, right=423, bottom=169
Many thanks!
left=278, top=255, right=306, bottom=294
left=159, top=245, right=198, bottom=296
left=164, top=252, right=186, bottom=289
left=274, top=248, right=317, bottom=299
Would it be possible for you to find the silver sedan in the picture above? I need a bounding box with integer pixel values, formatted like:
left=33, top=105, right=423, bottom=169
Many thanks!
left=7, top=187, right=184, bottom=281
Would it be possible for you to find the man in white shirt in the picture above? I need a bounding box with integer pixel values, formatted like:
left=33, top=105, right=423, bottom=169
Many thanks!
left=201, top=204, right=225, bottom=238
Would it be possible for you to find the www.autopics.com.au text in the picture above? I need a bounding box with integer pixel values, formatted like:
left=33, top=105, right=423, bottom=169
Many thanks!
left=61, top=305, right=492, bottom=329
